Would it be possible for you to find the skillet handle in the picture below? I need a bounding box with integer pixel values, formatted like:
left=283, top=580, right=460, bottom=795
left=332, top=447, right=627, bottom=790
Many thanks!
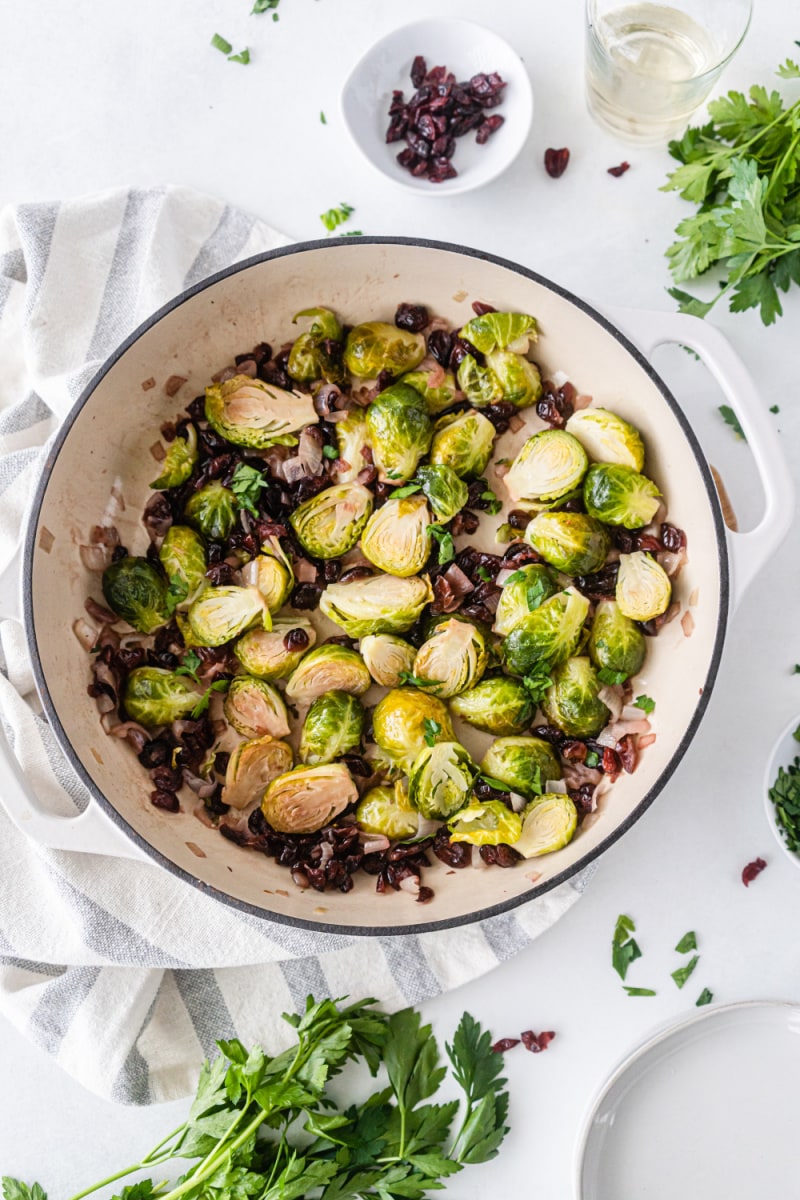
left=609, top=307, right=794, bottom=608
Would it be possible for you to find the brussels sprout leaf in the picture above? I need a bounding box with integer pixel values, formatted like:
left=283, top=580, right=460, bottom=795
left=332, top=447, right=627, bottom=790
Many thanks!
left=696, top=988, right=714, bottom=1006
left=634, top=694, right=655, bottom=714
left=165, top=574, right=189, bottom=617
left=429, top=524, right=455, bottom=565
left=623, top=986, right=657, bottom=997
left=612, top=913, right=642, bottom=981
left=674, top=930, right=697, bottom=953
left=191, top=679, right=230, bottom=719
left=671, top=954, right=700, bottom=989
left=175, top=649, right=202, bottom=684
left=423, top=718, right=442, bottom=747
left=597, top=667, right=628, bottom=686
left=231, top=462, right=269, bottom=517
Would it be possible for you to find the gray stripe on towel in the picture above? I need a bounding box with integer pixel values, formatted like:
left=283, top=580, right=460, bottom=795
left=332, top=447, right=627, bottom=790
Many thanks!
left=280, top=956, right=331, bottom=1013
left=27, top=965, right=102, bottom=1055
left=174, top=969, right=237, bottom=1059
left=379, top=935, right=441, bottom=1005
left=183, top=206, right=258, bottom=289
left=479, top=910, right=531, bottom=963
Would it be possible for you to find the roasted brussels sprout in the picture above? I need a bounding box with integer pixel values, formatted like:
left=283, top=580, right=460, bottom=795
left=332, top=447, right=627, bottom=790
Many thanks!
left=565, top=408, right=646, bottom=472
left=504, top=430, right=589, bottom=505
left=400, top=368, right=458, bottom=414
left=250, top=541, right=294, bottom=612
left=320, top=573, right=434, bottom=638
left=360, top=495, right=431, bottom=577
left=102, top=557, right=169, bottom=634
left=223, top=676, right=290, bottom=739
left=371, top=687, right=455, bottom=770
left=449, top=676, right=535, bottom=735
left=583, top=464, right=661, bottom=529
left=365, top=383, right=432, bottom=483
left=298, top=690, right=365, bottom=765
left=289, top=482, right=373, bottom=559
left=235, top=618, right=316, bottom=680
left=261, top=763, right=357, bottom=833
left=187, top=585, right=268, bottom=647
left=447, top=800, right=523, bottom=846
left=524, top=511, right=611, bottom=576
left=285, top=644, right=371, bottom=703
left=459, top=311, right=538, bottom=355
left=588, top=599, right=646, bottom=678
left=222, top=736, right=293, bottom=810
left=485, top=350, right=542, bottom=409
left=150, top=425, right=198, bottom=490
left=359, top=634, right=417, bottom=687
left=184, top=481, right=238, bottom=542
left=334, top=408, right=370, bottom=484
left=501, top=588, right=590, bottom=676
left=415, top=464, right=469, bottom=523
left=479, top=737, right=562, bottom=798
left=159, top=526, right=207, bottom=598
left=123, top=666, right=200, bottom=727
left=413, top=617, right=488, bottom=698
left=493, top=563, right=559, bottom=637
left=356, top=786, right=419, bottom=840
left=456, top=355, right=504, bottom=407
left=344, top=321, right=426, bottom=378
left=429, top=409, right=496, bottom=479
left=287, top=308, right=345, bottom=384
left=542, top=657, right=610, bottom=739
left=205, top=374, right=316, bottom=449
left=408, top=741, right=478, bottom=820
left=513, top=793, right=577, bottom=858
left=616, top=551, right=672, bottom=621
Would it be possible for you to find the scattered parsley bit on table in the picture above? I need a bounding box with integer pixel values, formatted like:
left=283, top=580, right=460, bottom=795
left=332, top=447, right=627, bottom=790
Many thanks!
left=768, top=755, right=800, bottom=853
left=211, top=33, right=250, bottom=63
left=674, top=930, right=697, bottom=954
left=719, top=405, right=747, bottom=440
left=252, top=0, right=279, bottom=12
left=612, top=914, right=642, bottom=982
left=320, top=110, right=327, bottom=124
left=696, top=988, right=714, bottom=1006
left=793, top=664, right=800, bottom=674
left=671, top=954, right=700, bottom=989
left=320, top=202, right=356, bottom=233
left=771, top=404, right=780, bottom=413
left=742, top=856, right=768, bottom=886
left=623, top=986, right=657, bottom=997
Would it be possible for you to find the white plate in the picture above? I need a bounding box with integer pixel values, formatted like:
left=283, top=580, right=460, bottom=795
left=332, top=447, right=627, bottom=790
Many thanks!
left=575, top=1001, right=800, bottom=1199
left=340, top=18, right=534, bottom=196
left=763, top=714, right=800, bottom=868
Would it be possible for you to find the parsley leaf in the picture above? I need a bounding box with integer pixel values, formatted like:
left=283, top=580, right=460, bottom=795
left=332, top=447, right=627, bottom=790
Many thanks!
left=252, top=0, right=279, bottom=10
left=612, top=913, right=642, bottom=981
left=175, top=648, right=202, bottom=684
left=696, top=988, right=714, bottom=1006
left=525, top=576, right=549, bottom=612
left=770, top=404, right=780, bottom=413
left=791, top=664, right=800, bottom=674
left=423, top=717, right=442, bottom=747
left=211, top=32, right=233, bottom=53
left=227, top=47, right=251, bottom=64
left=322, top=444, right=338, bottom=460
left=522, top=660, right=553, bottom=704
left=392, top=481, right=423, bottom=498
left=598, top=667, right=627, bottom=686
left=585, top=750, right=600, bottom=768
left=2, top=1183, right=47, bottom=1200
left=675, top=930, right=697, bottom=953
left=479, top=774, right=512, bottom=792
left=501, top=569, right=526, bottom=587
left=320, top=203, right=355, bottom=233
left=165, top=574, right=188, bottom=617
left=429, top=524, right=455, bottom=566
left=768, top=754, right=800, bottom=853
left=320, top=111, right=327, bottom=124
left=398, top=671, right=442, bottom=691
left=719, top=405, right=747, bottom=440
left=634, top=694, right=655, bottom=715
left=476, top=479, right=502, bottom=515
left=191, top=679, right=229, bottom=719
left=623, top=986, right=657, bottom=997
left=231, top=461, right=269, bottom=517
left=476, top=566, right=492, bottom=583
left=671, top=954, right=700, bottom=989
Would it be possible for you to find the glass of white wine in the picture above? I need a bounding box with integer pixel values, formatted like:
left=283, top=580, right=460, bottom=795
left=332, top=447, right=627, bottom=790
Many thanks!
left=585, top=0, right=752, bottom=143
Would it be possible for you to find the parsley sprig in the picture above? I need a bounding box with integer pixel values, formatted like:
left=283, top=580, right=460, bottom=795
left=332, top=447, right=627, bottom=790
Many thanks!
left=231, top=462, right=269, bottom=518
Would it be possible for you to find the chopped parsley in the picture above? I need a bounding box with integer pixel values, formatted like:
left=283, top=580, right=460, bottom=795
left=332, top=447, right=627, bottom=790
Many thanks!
left=227, top=48, right=251, bottom=64
left=623, top=986, right=656, bottom=997
left=634, top=694, right=655, bottom=715
left=320, top=203, right=355, bottom=233
left=429, top=524, right=455, bottom=566
left=423, top=718, right=442, bottom=747
left=175, top=649, right=202, bottom=684
left=391, top=481, right=422, bottom=498
left=585, top=750, right=600, bottom=769
left=696, top=988, right=714, bottom=1006
left=211, top=32, right=233, bottom=53
left=768, top=754, right=800, bottom=853
left=251, top=0, right=279, bottom=12
left=322, top=445, right=338, bottom=460
left=191, top=679, right=230, bottom=719
left=597, top=667, right=628, bottom=686
left=770, top=404, right=780, bottom=414
left=674, top=930, right=697, bottom=954
left=522, top=661, right=553, bottom=704
left=165, top=575, right=188, bottom=616
left=320, top=111, right=327, bottom=124
left=397, top=671, right=442, bottom=691
left=480, top=774, right=511, bottom=792
left=476, top=566, right=493, bottom=583
left=671, top=954, right=700, bottom=989
left=718, top=405, right=747, bottom=441
left=612, top=913, right=642, bottom=982
left=231, top=462, right=269, bottom=517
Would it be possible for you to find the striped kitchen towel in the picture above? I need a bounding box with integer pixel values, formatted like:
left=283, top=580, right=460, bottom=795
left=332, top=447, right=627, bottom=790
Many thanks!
left=0, top=186, right=591, bottom=1104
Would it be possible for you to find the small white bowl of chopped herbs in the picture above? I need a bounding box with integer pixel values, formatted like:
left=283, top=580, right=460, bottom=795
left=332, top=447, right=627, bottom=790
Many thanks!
left=764, top=715, right=800, bottom=866
left=340, top=18, right=533, bottom=196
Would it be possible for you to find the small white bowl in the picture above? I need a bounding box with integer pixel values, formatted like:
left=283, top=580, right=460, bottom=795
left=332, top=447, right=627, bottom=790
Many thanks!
left=340, top=18, right=533, bottom=196
left=763, top=714, right=800, bottom=867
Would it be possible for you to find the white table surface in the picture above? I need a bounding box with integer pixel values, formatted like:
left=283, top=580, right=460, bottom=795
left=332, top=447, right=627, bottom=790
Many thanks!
left=2, top=1, right=799, bottom=1196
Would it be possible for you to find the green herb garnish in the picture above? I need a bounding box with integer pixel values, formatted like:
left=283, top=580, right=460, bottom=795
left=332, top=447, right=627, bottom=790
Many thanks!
left=597, top=667, right=627, bottom=686
left=211, top=32, right=233, bottom=53
left=476, top=566, right=492, bottom=583
left=718, top=405, right=747, bottom=441
left=191, top=679, right=230, bottom=719
left=398, top=671, right=443, bottom=691
left=320, top=203, right=355, bottom=233
left=423, top=717, right=442, bottom=747
left=320, top=111, right=327, bottom=124
left=696, top=988, right=714, bottom=1006
left=675, top=930, right=697, bottom=954
left=526, top=577, right=549, bottom=612
left=671, top=954, right=700, bottom=989
left=612, top=914, right=642, bottom=982
left=322, top=444, right=338, bottom=460
left=623, top=986, right=657, bottom=997
left=585, top=750, right=600, bottom=768
left=768, top=754, right=800, bottom=852
left=175, top=649, right=202, bottom=685
left=522, top=661, right=554, bottom=704
left=227, top=47, right=251, bottom=64
left=480, top=774, right=511, bottom=792
left=165, top=574, right=188, bottom=616
left=477, top=479, right=502, bottom=515
left=231, top=461, right=269, bottom=517
left=252, top=0, right=279, bottom=10
left=770, top=404, right=780, bottom=413
left=429, top=524, right=455, bottom=566
left=501, top=569, right=526, bottom=587
left=634, top=694, right=656, bottom=715
left=392, top=481, right=423, bottom=498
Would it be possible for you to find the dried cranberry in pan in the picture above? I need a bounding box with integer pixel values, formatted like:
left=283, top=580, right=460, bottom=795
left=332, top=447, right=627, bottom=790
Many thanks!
left=544, top=147, right=570, bottom=178
left=395, top=302, right=429, bottom=332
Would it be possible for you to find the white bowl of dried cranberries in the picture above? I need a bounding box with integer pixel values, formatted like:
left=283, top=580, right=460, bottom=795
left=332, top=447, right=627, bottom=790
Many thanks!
left=341, top=18, right=534, bottom=196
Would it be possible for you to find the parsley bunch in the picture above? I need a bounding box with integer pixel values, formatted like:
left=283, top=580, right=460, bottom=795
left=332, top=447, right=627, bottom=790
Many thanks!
left=3, top=997, right=509, bottom=1200
left=663, top=51, right=800, bottom=325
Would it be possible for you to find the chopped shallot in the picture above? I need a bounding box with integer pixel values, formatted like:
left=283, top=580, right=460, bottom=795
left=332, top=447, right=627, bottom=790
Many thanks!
left=79, top=543, right=113, bottom=572
left=73, top=618, right=98, bottom=651
left=598, top=684, right=624, bottom=724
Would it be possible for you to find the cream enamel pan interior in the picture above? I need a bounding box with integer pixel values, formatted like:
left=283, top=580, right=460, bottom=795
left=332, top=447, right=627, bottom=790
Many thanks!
left=25, top=239, right=728, bottom=934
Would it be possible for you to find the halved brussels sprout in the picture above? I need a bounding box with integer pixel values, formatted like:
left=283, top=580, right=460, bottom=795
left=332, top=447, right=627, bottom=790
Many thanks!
left=250, top=541, right=294, bottom=612
left=447, top=800, right=523, bottom=846
left=513, top=793, right=577, bottom=858
left=205, top=374, right=316, bottom=449
left=588, top=599, right=646, bottom=678
left=493, top=563, right=559, bottom=637
left=429, top=409, right=496, bottom=479
left=459, top=311, right=538, bottom=355
left=449, top=676, right=535, bottom=735
left=188, top=585, right=268, bottom=647
left=261, top=763, right=357, bottom=833
left=485, top=350, right=542, bottom=409
left=123, top=666, right=200, bottom=727
left=616, top=551, right=672, bottom=621
left=583, top=464, right=661, bottom=529
left=456, top=355, right=504, bottom=407
left=185, top=481, right=238, bottom=542
left=542, top=657, right=610, bottom=738
left=320, top=573, right=433, bottom=638
left=359, top=634, right=417, bottom=687
left=159, top=526, right=207, bottom=598
left=344, top=322, right=426, bottom=378
left=334, top=408, right=370, bottom=484
left=150, top=425, right=198, bottom=490
left=524, top=511, right=611, bottom=576
left=223, top=676, right=290, bottom=739
left=415, top=464, right=469, bottom=523
left=292, top=307, right=343, bottom=341
left=501, top=588, right=590, bottom=676
left=479, top=737, right=562, bottom=798
left=366, top=383, right=432, bottom=483
left=235, top=618, right=317, bottom=680
left=565, top=408, right=645, bottom=472
left=356, top=786, right=419, bottom=840
left=222, top=736, right=293, bottom=810
left=298, top=690, right=365, bottom=765
left=287, top=308, right=346, bottom=384
left=400, top=368, right=458, bottom=414
left=102, top=557, right=169, bottom=634
left=413, top=618, right=488, bottom=699
left=289, top=482, right=373, bottom=559
left=285, top=644, right=371, bottom=703
left=360, top=495, right=431, bottom=577
left=372, top=687, right=455, bottom=770
left=504, top=430, right=589, bottom=504
left=408, top=741, right=478, bottom=820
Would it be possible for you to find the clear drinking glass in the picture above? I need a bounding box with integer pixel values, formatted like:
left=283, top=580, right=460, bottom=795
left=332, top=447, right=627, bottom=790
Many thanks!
left=585, top=0, right=753, bottom=144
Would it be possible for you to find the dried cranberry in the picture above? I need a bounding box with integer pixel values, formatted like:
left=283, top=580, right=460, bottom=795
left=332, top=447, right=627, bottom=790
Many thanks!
left=323, top=560, right=341, bottom=583
left=615, top=734, right=637, bottom=774
left=386, top=116, right=409, bottom=143
left=569, top=784, right=596, bottom=817
left=406, top=131, right=431, bottom=158
left=290, top=583, right=322, bottom=610
left=636, top=534, right=662, bottom=553
left=476, top=115, right=505, bottom=142
left=544, top=147, right=570, bottom=178
left=451, top=111, right=484, bottom=137
left=151, top=765, right=182, bottom=793
left=507, top=509, right=532, bottom=531
left=151, top=790, right=179, bottom=812
left=186, top=395, right=205, bottom=421
left=607, top=161, right=630, bottom=177
left=612, top=527, right=637, bottom=553
left=138, top=739, right=171, bottom=769
left=415, top=113, right=438, bottom=142
left=417, top=886, right=434, bottom=903
left=205, top=562, right=236, bottom=586
left=602, top=747, right=621, bottom=776
left=396, top=148, right=418, bottom=169
left=472, top=300, right=496, bottom=316
left=395, top=302, right=429, bottom=332
left=411, top=159, right=430, bottom=178
left=492, top=1037, right=521, bottom=1053
left=411, top=54, right=427, bottom=87
left=531, top=724, right=565, bottom=746
left=116, top=646, right=145, bottom=671
left=428, top=328, right=453, bottom=366
left=389, top=89, right=406, bottom=115
left=502, top=544, right=541, bottom=566
left=561, top=740, right=587, bottom=764
left=111, top=544, right=128, bottom=562
left=451, top=510, right=479, bottom=536
left=661, top=523, right=686, bottom=552
left=575, top=564, right=619, bottom=600
left=339, top=565, right=374, bottom=584
left=431, top=135, right=456, bottom=158
left=283, top=627, right=309, bottom=652
left=521, top=1030, right=556, bottom=1053
left=449, top=335, right=478, bottom=369
left=429, top=163, right=458, bottom=183
left=742, top=857, right=767, bottom=887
